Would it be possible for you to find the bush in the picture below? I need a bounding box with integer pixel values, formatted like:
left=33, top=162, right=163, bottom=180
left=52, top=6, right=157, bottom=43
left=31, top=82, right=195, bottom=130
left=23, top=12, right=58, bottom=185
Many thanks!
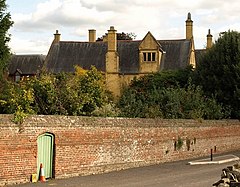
left=118, top=75, right=224, bottom=119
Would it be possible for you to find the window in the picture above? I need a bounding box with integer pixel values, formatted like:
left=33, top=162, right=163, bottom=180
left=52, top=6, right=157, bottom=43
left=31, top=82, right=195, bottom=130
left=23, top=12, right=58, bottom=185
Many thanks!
left=143, top=53, right=147, bottom=61
left=15, top=72, right=21, bottom=82
left=143, top=52, right=156, bottom=62
left=152, top=53, right=156, bottom=61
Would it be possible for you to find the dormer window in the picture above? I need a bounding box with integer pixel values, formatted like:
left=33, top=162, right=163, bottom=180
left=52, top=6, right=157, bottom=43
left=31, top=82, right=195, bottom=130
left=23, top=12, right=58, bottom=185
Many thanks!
left=14, top=69, right=22, bottom=82
left=143, top=52, right=156, bottom=62
left=15, top=72, right=21, bottom=82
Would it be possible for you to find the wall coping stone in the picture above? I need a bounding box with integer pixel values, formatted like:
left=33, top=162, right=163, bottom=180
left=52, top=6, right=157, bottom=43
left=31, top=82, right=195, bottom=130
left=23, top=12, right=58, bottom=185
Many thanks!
left=0, top=114, right=239, bottom=128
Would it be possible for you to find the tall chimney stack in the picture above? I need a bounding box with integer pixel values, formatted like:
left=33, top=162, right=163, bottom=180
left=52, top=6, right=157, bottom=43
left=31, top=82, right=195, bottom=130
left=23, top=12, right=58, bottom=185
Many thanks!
left=107, top=26, right=117, bottom=52
left=185, top=12, right=193, bottom=40
left=89, top=29, right=96, bottom=42
left=53, top=30, right=61, bottom=43
left=207, top=29, right=213, bottom=49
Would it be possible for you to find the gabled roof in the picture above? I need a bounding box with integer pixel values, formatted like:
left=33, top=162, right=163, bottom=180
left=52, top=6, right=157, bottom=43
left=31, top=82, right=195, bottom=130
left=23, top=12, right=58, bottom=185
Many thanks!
left=45, top=41, right=141, bottom=74
left=45, top=38, right=192, bottom=74
left=118, top=41, right=140, bottom=74
left=159, top=39, right=191, bottom=70
left=45, top=42, right=107, bottom=73
left=139, top=31, right=163, bottom=52
left=8, top=55, right=45, bottom=75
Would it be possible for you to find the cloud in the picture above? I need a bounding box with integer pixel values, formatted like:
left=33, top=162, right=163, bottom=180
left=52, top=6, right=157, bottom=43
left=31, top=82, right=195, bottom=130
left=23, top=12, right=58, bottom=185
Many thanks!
left=8, top=0, right=240, bottom=54
left=9, top=36, right=51, bottom=54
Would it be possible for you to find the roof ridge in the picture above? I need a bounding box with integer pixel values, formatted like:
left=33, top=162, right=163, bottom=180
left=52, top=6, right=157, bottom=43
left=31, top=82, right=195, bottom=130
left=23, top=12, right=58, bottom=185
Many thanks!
left=158, top=39, right=188, bottom=42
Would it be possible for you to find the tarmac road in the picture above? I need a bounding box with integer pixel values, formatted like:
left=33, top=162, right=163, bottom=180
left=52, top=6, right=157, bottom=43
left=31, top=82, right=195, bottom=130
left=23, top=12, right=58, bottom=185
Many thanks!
left=11, top=151, right=240, bottom=187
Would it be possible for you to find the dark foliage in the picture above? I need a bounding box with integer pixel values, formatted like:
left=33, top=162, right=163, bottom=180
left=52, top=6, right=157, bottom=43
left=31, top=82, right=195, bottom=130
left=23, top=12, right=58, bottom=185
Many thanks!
left=0, top=0, right=13, bottom=80
left=118, top=67, right=224, bottom=119
left=194, top=30, right=240, bottom=118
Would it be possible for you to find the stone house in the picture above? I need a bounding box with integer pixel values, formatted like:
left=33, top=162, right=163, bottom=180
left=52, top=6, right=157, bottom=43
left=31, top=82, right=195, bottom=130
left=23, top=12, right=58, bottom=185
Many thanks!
left=8, top=13, right=213, bottom=96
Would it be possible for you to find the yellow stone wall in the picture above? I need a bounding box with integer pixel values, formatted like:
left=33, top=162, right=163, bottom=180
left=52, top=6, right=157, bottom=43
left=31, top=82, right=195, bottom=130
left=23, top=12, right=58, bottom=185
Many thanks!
left=106, top=73, right=121, bottom=97
left=139, top=51, right=162, bottom=73
left=189, top=39, right=196, bottom=68
left=106, top=52, right=119, bottom=73
left=104, top=24, right=197, bottom=98
left=139, top=32, right=162, bottom=73
left=119, top=73, right=150, bottom=87
left=105, top=52, right=120, bottom=97
left=120, top=74, right=139, bottom=88
left=186, top=21, right=193, bottom=40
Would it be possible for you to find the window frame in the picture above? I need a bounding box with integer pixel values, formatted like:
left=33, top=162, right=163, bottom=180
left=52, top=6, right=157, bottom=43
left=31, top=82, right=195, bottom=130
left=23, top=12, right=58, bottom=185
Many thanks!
left=15, top=72, right=21, bottom=82
left=143, top=52, right=156, bottom=62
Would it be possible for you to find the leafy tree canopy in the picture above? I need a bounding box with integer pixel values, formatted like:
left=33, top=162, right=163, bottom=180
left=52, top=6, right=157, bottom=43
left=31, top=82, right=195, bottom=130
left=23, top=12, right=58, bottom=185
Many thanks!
left=194, top=30, right=240, bottom=118
left=97, top=32, right=137, bottom=41
left=0, top=0, right=13, bottom=80
left=118, top=68, right=224, bottom=119
left=0, top=66, right=114, bottom=117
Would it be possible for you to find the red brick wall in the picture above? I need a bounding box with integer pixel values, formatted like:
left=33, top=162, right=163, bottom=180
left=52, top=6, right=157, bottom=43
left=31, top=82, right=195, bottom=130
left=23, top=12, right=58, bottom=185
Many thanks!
left=1, top=115, right=240, bottom=186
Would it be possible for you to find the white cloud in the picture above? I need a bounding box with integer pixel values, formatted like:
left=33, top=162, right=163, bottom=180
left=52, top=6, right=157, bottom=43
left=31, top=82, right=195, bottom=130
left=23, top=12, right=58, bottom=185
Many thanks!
left=9, top=37, right=51, bottom=54
left=8, top=0, right=240, bottom=54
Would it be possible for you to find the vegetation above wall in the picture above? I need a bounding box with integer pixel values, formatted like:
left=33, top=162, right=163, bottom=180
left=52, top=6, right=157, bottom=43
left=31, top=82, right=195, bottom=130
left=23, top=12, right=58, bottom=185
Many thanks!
left=0, top=66, right=118, bottom=123
left=118, top=68, right=224, bottom=119
left=0, top=29, right=240, bottom=120
left=0, top=0, right=13, bottom=80
left=118, top=30, right=240, bottom=119
left=194, top=30, right=240, bottom=119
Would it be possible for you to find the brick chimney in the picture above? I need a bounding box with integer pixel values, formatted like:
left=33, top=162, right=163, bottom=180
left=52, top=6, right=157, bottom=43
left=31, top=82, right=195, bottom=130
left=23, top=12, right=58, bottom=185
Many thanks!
left=88, top=29, right=96, bottom=42
left=103, top=34, right=108, bottom=42
left=186, top=12, right=193, bottom=40
left=207, top=29, right=213, bottom=49
left=53, top=30, right=61, bottom=43
left=105, top=26, right=120, bottom=97
left=107, top=26, right=117, bottom=52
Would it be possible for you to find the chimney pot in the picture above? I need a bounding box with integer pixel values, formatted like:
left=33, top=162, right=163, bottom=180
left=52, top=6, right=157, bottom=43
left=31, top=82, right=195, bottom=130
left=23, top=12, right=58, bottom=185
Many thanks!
left=110, top=26, right=115, bottom=30
left=185, top=12, right=193, bottom=40
left=53, top=30, right=61, bottom=43
left=207, top=29, right=213, bottom=49
left=107, top=26, right=117, bottom=52
left=89, top=29, right=96, bottom=42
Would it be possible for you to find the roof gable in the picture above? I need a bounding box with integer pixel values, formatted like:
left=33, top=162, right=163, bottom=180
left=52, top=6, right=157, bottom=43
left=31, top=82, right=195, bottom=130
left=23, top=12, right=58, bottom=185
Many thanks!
left=139, top=32, right=162, bottom=51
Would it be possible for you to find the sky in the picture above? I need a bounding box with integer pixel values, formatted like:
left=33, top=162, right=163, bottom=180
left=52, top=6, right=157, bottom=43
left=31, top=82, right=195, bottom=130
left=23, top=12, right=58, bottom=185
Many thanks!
left=6, top=0, right=240, bottom=55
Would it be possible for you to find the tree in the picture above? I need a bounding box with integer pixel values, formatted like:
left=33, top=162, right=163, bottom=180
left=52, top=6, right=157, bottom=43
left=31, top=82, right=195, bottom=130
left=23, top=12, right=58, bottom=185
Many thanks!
left=118, top=69, right=223, bottom=119
left=128, top=66, right=193, bottom=92
left=0, top=0, right=13, bottom=80
left=0, top=81, right=35, bottom=123
left=97, top=32, right=137, bottom=41
left=0, top=66, right=114, bottom=117
left=29, top=66, right=111, bottom=116
left=194, top=30, right=240, bottom=118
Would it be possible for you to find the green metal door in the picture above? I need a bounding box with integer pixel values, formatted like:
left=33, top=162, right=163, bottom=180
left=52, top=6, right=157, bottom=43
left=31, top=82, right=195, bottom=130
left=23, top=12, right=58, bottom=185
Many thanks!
left=37, top=133, right=54, bottom=180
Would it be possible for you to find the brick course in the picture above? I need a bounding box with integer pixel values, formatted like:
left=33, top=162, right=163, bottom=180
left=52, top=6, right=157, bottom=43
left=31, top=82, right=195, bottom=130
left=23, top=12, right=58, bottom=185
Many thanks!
left=0, top=115, right=240, bottom=186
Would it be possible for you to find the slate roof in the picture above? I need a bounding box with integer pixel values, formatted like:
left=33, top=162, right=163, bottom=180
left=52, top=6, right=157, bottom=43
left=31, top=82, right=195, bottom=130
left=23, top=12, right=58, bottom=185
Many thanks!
left=8, top=55, right=45, bottom=75
left=195, top=49, right=207, bottom=67
left=159, top=39, right=191, bottom=70
left=45, top=42, right=107, bottom=73
left=45, top=39, right=192, bottom=74
left=118, top=41, right=140, bottom=74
